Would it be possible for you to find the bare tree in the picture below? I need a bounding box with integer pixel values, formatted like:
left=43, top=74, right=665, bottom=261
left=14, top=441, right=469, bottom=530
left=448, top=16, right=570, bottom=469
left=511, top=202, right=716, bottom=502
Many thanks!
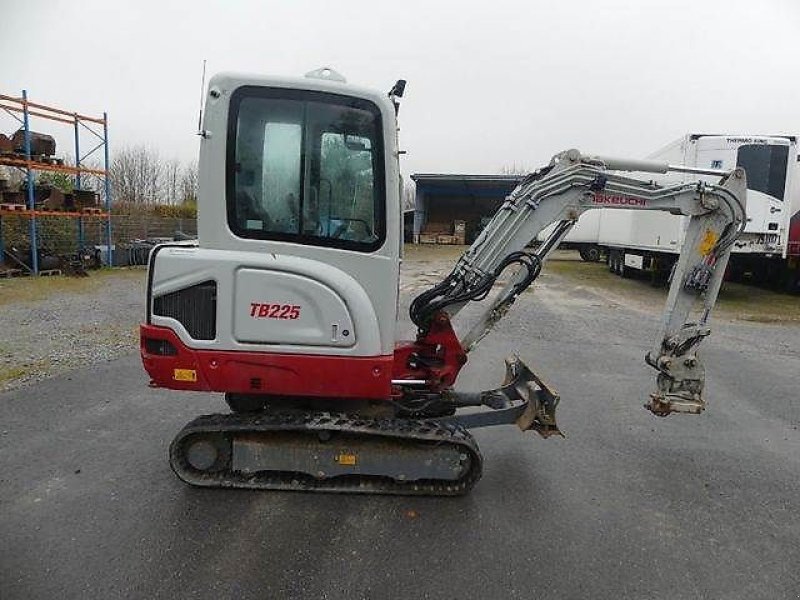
left=163, top=158, right=182, bottom=205
left=109, top=145, right=164, bottom=204
left=180, top=160, right=198, bottom=205
left=499, top=163, right=531, bottom=176
left=70, top=155, right=104, bottom=194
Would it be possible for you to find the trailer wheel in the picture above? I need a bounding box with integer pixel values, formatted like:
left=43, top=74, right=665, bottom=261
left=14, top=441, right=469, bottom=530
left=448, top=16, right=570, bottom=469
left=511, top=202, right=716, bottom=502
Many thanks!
left=608, top=251, right=620, bottom=274
left=578, top=245, right=602, bottom=263
left=608, top=250, right=626, bottom=277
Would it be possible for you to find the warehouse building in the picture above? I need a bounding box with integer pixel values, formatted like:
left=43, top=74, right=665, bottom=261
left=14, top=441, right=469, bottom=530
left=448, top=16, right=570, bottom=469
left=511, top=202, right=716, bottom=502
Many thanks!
left=411, top=174, right=522, bottom=244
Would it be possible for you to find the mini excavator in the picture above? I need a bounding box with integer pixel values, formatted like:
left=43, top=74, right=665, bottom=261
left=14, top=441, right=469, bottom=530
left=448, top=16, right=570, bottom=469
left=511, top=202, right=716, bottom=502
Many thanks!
left=141, top=68, right=747, bottom=495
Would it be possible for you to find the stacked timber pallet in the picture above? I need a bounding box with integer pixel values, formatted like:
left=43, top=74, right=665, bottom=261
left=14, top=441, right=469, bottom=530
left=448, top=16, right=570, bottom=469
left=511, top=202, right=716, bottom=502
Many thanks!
left=419, top=219, right=449, bottom=244
left=418, top=232, right=438, bottom=244
left=419, top=219, right=467, bottom=245
left=453, top=220, right=466, bottom=244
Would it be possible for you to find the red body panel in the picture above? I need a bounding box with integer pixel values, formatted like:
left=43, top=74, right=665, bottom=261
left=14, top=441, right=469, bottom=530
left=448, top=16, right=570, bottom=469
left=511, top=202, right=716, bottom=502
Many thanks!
left=392, top=314, right=467, bottom=391
left=141, top=313, right=467, bottom=400
left=141, top=324, right=394, bottom=399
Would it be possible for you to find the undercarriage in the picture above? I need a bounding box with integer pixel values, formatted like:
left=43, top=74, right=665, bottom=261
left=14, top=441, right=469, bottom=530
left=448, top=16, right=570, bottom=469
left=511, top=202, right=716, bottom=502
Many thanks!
left=169, top=357, right=561, bottom=495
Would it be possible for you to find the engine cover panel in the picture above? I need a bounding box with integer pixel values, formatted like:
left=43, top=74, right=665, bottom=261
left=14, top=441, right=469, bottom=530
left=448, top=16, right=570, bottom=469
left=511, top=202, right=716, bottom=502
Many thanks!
left=234, top=268, right=355, bottom=347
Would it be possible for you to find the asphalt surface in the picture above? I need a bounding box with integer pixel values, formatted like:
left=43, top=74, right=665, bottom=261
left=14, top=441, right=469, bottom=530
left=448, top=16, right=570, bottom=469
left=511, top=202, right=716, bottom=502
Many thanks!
left=1, top=276, right=799, bottom=599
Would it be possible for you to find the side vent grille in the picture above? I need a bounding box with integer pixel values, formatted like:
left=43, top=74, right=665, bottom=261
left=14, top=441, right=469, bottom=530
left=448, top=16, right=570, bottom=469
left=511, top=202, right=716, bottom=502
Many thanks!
left=153, top=281, right=217, bottom=340
left=144, top=338, right=177, bottom=356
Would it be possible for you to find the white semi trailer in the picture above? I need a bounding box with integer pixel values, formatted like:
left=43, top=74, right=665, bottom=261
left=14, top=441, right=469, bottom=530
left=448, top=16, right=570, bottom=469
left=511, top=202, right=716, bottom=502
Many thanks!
left=553, top=134, right=800, bottom=290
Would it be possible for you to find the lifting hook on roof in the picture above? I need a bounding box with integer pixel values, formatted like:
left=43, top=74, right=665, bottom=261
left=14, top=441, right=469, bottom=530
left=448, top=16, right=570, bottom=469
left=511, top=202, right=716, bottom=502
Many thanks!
left=304, top=67, right=347, bottom=83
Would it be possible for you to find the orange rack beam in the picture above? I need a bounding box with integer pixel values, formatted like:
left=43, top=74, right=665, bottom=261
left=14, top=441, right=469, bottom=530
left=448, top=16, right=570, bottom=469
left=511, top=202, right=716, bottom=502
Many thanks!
left=0, top=94, right=105, bottom=125
left=0, top=209, right=109, bottom=218
left=0, top=156, right=107, bottom=177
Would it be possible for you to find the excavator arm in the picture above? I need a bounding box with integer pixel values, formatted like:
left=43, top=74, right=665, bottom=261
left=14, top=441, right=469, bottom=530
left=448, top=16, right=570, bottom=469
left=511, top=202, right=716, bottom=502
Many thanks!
left=408, top=148, right=747, bottom=418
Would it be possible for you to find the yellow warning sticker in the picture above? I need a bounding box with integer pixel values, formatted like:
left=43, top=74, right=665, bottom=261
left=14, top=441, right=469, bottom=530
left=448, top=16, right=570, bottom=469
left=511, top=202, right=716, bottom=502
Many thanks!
left=698, top=229, right=718, bottom=256
left=173, top=368, right=197, bottom=382
left=335, top=453, right=357, bottom=466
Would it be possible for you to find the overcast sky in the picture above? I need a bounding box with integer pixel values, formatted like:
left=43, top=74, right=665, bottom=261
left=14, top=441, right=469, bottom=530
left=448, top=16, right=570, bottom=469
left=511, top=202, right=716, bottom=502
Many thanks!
left=2, top=0, right=798, bottom=177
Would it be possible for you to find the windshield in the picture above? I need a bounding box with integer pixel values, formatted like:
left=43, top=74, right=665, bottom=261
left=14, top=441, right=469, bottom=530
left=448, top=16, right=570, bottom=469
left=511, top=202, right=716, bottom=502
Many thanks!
left=736, top=144, right=789, bottom=200
left=227, top=87, right=385, bottom=251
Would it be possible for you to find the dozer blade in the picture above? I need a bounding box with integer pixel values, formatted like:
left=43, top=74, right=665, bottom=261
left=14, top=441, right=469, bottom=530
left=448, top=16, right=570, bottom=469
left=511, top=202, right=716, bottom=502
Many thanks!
left=170, top=412, right=482, bottom=496
left=445, top=355, right=564, bottom=438
left=503, top=355, right=563, bottom=437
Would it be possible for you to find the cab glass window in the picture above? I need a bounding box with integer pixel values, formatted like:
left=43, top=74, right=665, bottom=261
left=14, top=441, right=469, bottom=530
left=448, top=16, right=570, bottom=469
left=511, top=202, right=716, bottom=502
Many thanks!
left=227, top=87, right=385, bottom=251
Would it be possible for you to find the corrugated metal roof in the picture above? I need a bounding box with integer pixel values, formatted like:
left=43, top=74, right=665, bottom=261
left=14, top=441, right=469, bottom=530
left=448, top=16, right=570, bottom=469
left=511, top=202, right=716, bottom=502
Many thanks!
left=411, top=174, right=523, bottom=200
left=411, top=173, right=523, bottom=183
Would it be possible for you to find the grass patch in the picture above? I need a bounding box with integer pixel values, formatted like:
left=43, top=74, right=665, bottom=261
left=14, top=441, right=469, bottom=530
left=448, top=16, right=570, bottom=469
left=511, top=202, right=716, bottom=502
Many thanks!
left=714, top=284, right=800, bottom=323
left=0, top=366, right=30, bottom=383
left=0, top=267, right=145, bottom=307
left=545, top=256, right=800, bottom=324
left=0, top=362, right=44, bottom=385
left=545, top=256, right=642, bottom=287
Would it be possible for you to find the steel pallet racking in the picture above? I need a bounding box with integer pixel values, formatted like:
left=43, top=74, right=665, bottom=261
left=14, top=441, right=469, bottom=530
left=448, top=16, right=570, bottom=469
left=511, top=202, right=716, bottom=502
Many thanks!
left=0, top=90, right=112, bottom=274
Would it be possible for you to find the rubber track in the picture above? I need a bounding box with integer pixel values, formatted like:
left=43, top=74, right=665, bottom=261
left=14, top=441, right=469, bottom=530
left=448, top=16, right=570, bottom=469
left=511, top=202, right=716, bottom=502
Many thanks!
left=169, top=412, right=483, bottom=496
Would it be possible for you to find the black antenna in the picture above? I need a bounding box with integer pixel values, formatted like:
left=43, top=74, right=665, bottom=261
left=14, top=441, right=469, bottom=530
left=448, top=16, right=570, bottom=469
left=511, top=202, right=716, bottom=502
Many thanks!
left=197, top=59, right=207, bottom=135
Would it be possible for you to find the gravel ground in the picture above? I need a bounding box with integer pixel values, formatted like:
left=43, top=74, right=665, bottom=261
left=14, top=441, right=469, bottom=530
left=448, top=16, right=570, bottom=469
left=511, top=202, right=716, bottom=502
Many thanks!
left=0, top=269, right=146, bottom=391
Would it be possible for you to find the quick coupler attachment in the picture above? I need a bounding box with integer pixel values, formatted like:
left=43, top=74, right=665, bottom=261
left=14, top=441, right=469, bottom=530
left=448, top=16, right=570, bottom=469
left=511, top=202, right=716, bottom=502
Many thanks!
left=446, top=355, right=563, bottom=437
left=644, top=350, right=706, bottom=416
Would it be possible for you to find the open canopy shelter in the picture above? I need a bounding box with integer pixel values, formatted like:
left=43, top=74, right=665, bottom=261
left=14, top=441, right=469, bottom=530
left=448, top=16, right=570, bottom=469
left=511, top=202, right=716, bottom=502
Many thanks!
left=411, top=174, right=522, bottom=244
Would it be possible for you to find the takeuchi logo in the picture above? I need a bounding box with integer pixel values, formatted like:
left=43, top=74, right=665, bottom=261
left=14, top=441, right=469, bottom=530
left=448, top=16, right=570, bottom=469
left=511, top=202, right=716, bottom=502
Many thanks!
left=592, top=192, right=646, bottom=207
